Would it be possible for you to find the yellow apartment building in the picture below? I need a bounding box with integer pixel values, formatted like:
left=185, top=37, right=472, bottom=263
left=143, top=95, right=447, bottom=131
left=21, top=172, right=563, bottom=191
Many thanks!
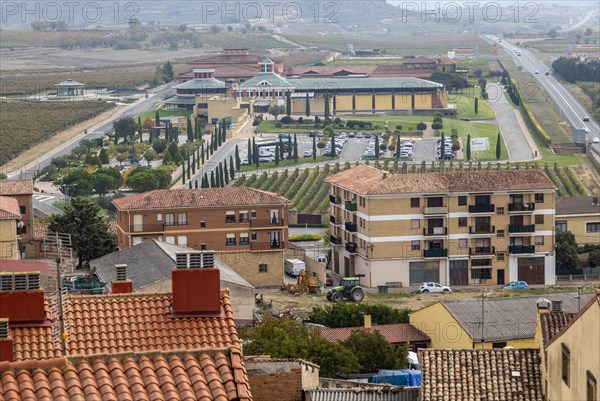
left=0, top=196, right=22, bottom=260
left=555, top=196, right=600, bottom=245
left=325, top=165, right=557, bottom=288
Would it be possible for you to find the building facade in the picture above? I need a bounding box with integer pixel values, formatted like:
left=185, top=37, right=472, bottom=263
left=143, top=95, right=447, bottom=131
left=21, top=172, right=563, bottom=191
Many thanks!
left=0, top=197, right=21, bottom=260
left=326, top=165, right=557, bottom=288
left=0, top=180, right=34, bottom=258
left=112, top=187, right=290, bottom=287
left=55, top=79, right=85, bottom=97
left=555, top=196, right=600, bottom=245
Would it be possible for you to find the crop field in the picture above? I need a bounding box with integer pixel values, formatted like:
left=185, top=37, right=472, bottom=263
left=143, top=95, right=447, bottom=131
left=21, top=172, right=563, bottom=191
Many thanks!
left=0, top=30, right=112, bottom=48
left=200, top=32, right=295, bottom=52
left=543, top=163, right=590, bottom=198
left=0, top=101, right=115, bottom=165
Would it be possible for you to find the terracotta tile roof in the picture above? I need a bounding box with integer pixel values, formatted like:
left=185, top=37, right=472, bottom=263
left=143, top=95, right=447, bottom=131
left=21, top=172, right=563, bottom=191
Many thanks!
left=320, top=324, right=430, bottom=344
left=0, top=349, right=253, bottom=401
left=287, top=65, right=377, bottom=77
left=0, top=196, right=21, bottom=219
left=371, top=65, right=432, bottom=78
left=113, top=187, right=290, bottom=211
left=545, top=289, right=600, bottom=349
left=403, top=57, right=436, bottom=64
left=540, top=312, right=576, bottom=348
left=326, top=165, right=556, bottom=195
left=63, top=290, right=240, bottom=357
left=437, top=58, right=456, bottom=65
left=419, top=348, right=544, bottom=401
left=10, top=301, right=59, bottom=362
left=33, top=222, right=48, bottom=239
left=0, top=180, right=33, bottom=195
left=0, top=260, right=54, bottom=274
left=555, top=196, right=600, bottom=215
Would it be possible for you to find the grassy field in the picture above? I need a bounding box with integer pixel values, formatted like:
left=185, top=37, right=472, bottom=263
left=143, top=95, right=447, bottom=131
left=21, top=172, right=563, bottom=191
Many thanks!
left=449, top=87, right=496, bottom=120
left=201, top=32, right=295, bottom=52
left=0, top=30, right=111, bottom=48
left=135, top=105, right=192, bottom=123
left=0, top=100, right=115, bottom=165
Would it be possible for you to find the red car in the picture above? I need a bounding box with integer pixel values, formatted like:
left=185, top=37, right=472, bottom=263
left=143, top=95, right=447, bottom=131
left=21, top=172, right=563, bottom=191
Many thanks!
left=325, top=274, right=333, bottom=286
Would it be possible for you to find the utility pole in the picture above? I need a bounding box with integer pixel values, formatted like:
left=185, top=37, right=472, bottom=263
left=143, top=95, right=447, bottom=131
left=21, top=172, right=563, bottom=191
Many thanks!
left=60, top=183, right=78, bottom=206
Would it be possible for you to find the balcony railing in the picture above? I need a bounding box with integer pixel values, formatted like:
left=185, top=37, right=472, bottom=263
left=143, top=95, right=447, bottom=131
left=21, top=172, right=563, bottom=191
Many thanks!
left=330, top=195, right=341, bottom=204
left=130, top=223, right=164, bottom=233
left=423, top=249, right=448, bottom=258
left=330, top=215, right=337, bottom=225
left=330, top=235, right=342, bottom=246
left=423, top=206, right=448, bottom=215
left=509, top=203, right=535, bottom=212
left=251, top=241, right=283, bottom=251
left=469, top=246, right=496, bottom=255
left=509, top=245, right=535, bottom=254
left=345, top=222, right=357, bottom=232
left=469, top=225, right=495, bottom=234
left=344, top=201, right=357, bottom=212
left=423, top=227, right=447, bottom=236
left=345, top=242, right=358, bottom=254
left=469, top=204, right=495, bottom=213
left=509, top=224, right=535, bottom=233
left=250, top=218, right=283, bottom=228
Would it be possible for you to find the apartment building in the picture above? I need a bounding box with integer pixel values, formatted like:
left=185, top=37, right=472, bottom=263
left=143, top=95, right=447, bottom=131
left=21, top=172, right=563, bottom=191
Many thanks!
left=112, top=187, right=290, bottom=287
left=325, top=165, right=557, bottom=288
left=0, top=196, right=21, bottom=260
left=555, top=196, right=600, bottom=245
left=0, top=180, right=33, bottom=258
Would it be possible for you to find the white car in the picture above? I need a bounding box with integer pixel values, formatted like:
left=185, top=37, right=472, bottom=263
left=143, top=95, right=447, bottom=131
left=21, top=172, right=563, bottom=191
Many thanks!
left=303, top=150, right=313, bottom=157
left=420, top=282, right=451, bottom=293
left=593, top=138, right=600, bottom=144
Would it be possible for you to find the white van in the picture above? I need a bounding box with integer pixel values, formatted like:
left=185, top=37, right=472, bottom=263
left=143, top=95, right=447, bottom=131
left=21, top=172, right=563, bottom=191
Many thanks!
left=316, top=254, right=328, bottom=264
left=284, top=259, right=306, bottom=277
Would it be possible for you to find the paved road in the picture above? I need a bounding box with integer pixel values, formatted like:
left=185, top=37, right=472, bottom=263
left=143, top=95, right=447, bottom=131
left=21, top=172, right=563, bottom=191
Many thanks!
left=413, top=139, right=437, bottom=162
left=7, top=84, right=175, bottom=180
left=33, top=193, right=64, bottom=217
left=486, top=83, right=534, bottom=162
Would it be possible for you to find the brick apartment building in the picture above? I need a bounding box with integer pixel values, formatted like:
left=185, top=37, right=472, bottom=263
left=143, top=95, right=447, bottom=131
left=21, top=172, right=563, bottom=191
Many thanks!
left=112, top=187, right=290, bottom=287
left=326, top=165, right=557, bottom=288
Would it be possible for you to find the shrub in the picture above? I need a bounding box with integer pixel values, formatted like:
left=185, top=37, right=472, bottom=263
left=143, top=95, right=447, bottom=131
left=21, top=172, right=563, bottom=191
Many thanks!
left=309, top=303, right=410, bottom=328
left=275, top=123, right=282, bottom=128
left=416, top=122, right=427, bottom=131
left=280, top=116, right=293, bottom=124
left=395, top=124, right=403, bottom=130
left=288, top=233, right=322, bottom=242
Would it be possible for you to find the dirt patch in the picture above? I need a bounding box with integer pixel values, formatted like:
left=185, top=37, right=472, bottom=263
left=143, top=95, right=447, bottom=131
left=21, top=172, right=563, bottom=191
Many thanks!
left=572, top=163, right=600, bottom=195
left=487, top=60, right=503, bottom=73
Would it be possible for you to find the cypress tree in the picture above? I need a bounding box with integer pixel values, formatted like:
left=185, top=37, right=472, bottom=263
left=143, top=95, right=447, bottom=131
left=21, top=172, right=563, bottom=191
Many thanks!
left=196, top=146, right=200, bottom=169
left=496, top=132, right=501, bottom=160
left=474, top=97, right=479, bottom=115
left=195, top=119, right=200, bottom=140
left=155, top=110, right=160, bottom=127
left=279, top=136, right=285, bottom=159
left=331, top=131, right=336, bottom=159
left=293, top=134, right=298, bottom=163
left=312, top=136, right=317, bottom=161
left=235, top=145, right=241, bottom=171
left=375, top=134, right=380, bottom=160
left=324, top=94, right=330, bottom=119
left=203, top=173, right=209, bottom=188
left=194, top=180, right=198, bottom=188
left=192, top=152, right=196, bottom=174
left=229, top=155, right=235, bottom=180
left=275, top=144, right=280, bottom=166
left=248, top=139, right=253, bottom=162
left=440, top=132, right=445, bottom=160
left=223, top=161, right=229, bottom=185
left=219, top=164, right=225, bottom=187
left=254, top=144, right=259, bottom=167
left=182, top=160, right=186, bottom=184
left=305, top=92, right=310, bottom=117
left=210, top=171, right=216, bottom=187
left=216, top=126, right=222, bottom=147
left=466, top=134, right=472, bottom=160
left=187, top=157, right=191, bottom=179
left=187, top=116, right=193, bottom=142
left=396, top=134, right=401, bottom=158
left=286, top=91, right=291, bottom=116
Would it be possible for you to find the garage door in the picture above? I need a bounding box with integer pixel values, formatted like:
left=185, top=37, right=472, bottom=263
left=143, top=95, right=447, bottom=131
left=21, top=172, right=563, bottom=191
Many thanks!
left=409, top=261, right=439, bottom=286
left=518, top=257, right=545, bottom=285
left=449, top=260, right=468, bottom=286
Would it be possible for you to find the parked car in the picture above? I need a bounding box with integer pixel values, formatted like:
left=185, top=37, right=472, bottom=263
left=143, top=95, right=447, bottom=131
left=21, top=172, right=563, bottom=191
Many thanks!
left=503, top=281, right=529, bottom=290
left=303, top=150, right=313, bottom=157
left=348, top=132, right=355, bottom=138
left=325, top=273, right=333, bottom=286
left=364, top=133, right=372, bottom=138
left=420, top=282, right=451, bottom=293
left=356, top=132, right=364, bottom=138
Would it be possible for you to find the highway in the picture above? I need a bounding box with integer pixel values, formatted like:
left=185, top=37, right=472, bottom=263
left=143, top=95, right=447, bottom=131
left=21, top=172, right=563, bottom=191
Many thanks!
left=489, top=36, right=599, bottom=145
left=7, top=84, right=175, bottom=180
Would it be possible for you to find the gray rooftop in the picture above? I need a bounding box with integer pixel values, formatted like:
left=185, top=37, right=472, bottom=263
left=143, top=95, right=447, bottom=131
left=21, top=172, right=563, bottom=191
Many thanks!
left=55, top=79, right=84, bottom=87
left=289, top=77, right=443, bottom=91
left=239, top=72, right=294, bottom=88
left=90, top=239, right=253, bottom=292
left=175, top=77, right=225, bottom=90
left=164, top=96, right=197, bottom=105
left=441, top=292, right=596, bottom=341
left=556, top=196, right=600, bottom=216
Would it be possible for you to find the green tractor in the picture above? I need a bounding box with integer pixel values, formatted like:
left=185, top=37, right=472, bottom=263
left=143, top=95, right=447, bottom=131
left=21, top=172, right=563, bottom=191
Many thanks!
left=326, top=277, right=364, bottom=302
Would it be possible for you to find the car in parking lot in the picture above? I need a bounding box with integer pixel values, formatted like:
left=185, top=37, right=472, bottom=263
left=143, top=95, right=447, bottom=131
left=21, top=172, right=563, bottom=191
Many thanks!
left=303, top=150, right=313, bottom=157
left=460, top=117, right=471, bottom=121
left=356, top=132, right=363, bottom=138
left=348, top=132, right=355, bottom=138
left=502, top=281, right=529, bottom=290
left=420, top=282, right=451, bottom=293
left=364, top=133, right=371, bottom=138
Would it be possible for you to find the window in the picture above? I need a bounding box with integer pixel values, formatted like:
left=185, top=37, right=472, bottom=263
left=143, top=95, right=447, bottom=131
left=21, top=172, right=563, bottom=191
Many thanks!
left=239, top=211, right=249, bottom=223
left=177, top=235, right=188, bottom=247
left=411, top=198, right=420, bottom=208
left=165, top=236, right=175, bottom=244
left=200, top=220, right=206, bottom=228
left=562, top=344, right=570, bottom=386
left=458, top=217, right=467, bottom=227
left=587, top=370, right=597, bottom=401
left=492, top=342, right=507, bottom=349
left=251, top=210, right=257, bottom=218
left=165, top=213, right=175, bottom=226
left=587, top=222, right=600, bottom=233
left=411, top=240, right=420, bottom=251
left=496, top=207, right=504, bottom=215
left=458, top=196, right=467, bottom=206
left=535, top=215, right=544, bottom=225
left=226, top=211, right=236, bottom=224
left=556, top=220, right=567, bottom=232
left=535, top=236, right=544, bottom=245
left=497, top=230, right=505, bottom=238
left=201, top=243, right=206, bottom=250
left=251, top=232, right=257, bottom=241
left=157, top=213, right=163, bottom=222
left=259, top=264, right=268, bottom=273
left=411, top=219, right=420, bottom=229
left=471, top=268, right=492, bottom=279
left=226, top=234, right=236, bottom=246
left=177, top=213, right=187, bottom=226
left=458, top=239, right=467, bottom=248
left=19, top=205, right=26, bottom=214
left=240, top=233, right=249, bottom=245
left=497, top=252, right=505, bottom=261
left=535, top=193, right=544, bottom=203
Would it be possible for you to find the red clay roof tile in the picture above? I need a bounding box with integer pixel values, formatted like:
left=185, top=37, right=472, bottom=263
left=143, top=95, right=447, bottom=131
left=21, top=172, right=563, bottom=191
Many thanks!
left=0, top=196, right=21, bottom=219
left=320, top=323, right=430, bottom=344
left=0, top=180, right=33, bottom=195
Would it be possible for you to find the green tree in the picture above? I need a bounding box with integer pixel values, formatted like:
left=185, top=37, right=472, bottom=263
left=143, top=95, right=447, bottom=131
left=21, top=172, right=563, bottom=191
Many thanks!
left=308, top=303, right=410, bottom=328
left=466, top=134, right=471, bottom=160
left=293, top=134, right=298, bottom=162
left=126, top=170, right=159, bottom=191
left=416, top=122, right=427, bottom=131
left=235, top=145, right=241, bottom=171
left=162, top=151, right=173, bottom=165
left=229, top=155, right=235, bottom=180
left=223, top=161, right=229, bottom=185
left=312, top=136, right=317, bottom=161
left=330, top=131, right=336, bottom=159
left=305, top=93, right=311, bottom=117
left=154, top=167, right=172, bottom=188
left=99, top=148, right=110, bottom=164
left=555, top=231, right=579, bottom=269
left=210, top=171, right=216, bottom=187
left=341, top=330, right=408, bottom=373
left=324, top=94, right=331, bottom=119
left=440, top=132, right=445, bottom=160
left=248, top=139, right=253, bottom=162
left=162, top=60, right=174, bottom=82
left=395, top=135, right=401, bottom=158
left=279, top=136, right=285, bottom=159
left=275, top=144, right=280, bottom=166
left=152, top=138, right=168, bottom=154
left=286, top=91, right=292, bottom=117
left=240, top=317, right=360, bottom=377
left=474, top=97, right=479, bottom=115
left=187, top=116, right=193, bottom=142
left=268, top=105, right=285, bottom=121
left=589, top=249, right=600, bottom=267
left=143, top=149, right=158, bottom=166
left=113, top=117, right=137, bottom=144
left=155, top=110, right=160, bottom=127
left=548, top=29, right=558, bottom=38
left=92, top=173, right=117, bottom=195
left=48, top=198, right=117, bottom=269
left=496, top=132, right=502, bottom=160
left=375, top=134, right=380, bottom=159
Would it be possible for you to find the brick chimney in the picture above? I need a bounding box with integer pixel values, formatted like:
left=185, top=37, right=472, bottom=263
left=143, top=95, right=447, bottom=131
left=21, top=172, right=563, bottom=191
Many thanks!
left=172, top=251, right=221, bottom=316
left=551, top=300, right=563, bottom=313
left=0, top=318, right=12, bottom=362
left=112, top=264, right=133, bottom=294
left=0, top=272, right=45, bottom=324
left=364, top=314, right=372, bottom=329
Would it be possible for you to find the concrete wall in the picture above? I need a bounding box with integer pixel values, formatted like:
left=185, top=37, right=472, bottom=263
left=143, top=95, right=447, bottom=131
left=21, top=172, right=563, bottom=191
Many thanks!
left=410, top=302, right=473, bottom=349
left=0, top=220, right=19, bottom=260
left=246, top=359, right=319, bottom=401
left=218, top=250, right=284, bottom=287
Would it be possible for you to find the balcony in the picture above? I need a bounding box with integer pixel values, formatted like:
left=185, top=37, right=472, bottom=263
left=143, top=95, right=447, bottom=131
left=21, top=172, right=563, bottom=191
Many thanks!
left=509, top=245, right=535, bottom=254
left=469, top=225, right=495, bottom=234
left=509, top=203, right=535, bottom=212
left=251, top=241, right=283, bottom=251
left=344, top=201, right=357, bottom=212
left=130, top=223, right=164, bottom=233
left=469, top=204, right=495, bottom=213
left=345, top=242, right=358, bottom=254
left=330, top=235, right=342, bottom=246
left=330, top=195, right=341, bottom=204
left=423, top=249, right=448, bottom=258
left=423, top=206, right=448, bottom=215
left=345, top=222, right=358, bottom=233
left=469, top=246, right=496, bottom=255
left=250, top=218, right=283, bottom=228
left=509, top=224, right=535, bottom=233
left=330, top=215, right=338, bottom=225
left=423, top=227, right=447, bottom=236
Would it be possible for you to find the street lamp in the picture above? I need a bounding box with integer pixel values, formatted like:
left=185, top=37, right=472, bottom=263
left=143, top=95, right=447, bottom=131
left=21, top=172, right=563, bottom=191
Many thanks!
left=576, top=283, right=594, bottom=311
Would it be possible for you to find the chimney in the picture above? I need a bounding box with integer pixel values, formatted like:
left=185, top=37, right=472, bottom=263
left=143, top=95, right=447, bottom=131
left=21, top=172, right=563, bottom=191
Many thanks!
left=0, top=272, right=45, bottom=324
left=551, top=300, right=563, bottom=313
left=364, top=314, right=372, bottom=329
left=112, top=264, right=133, bottom=294
left=0, top=318, right=13, bottom=363
left=172, top=251, right=221, bottom=316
